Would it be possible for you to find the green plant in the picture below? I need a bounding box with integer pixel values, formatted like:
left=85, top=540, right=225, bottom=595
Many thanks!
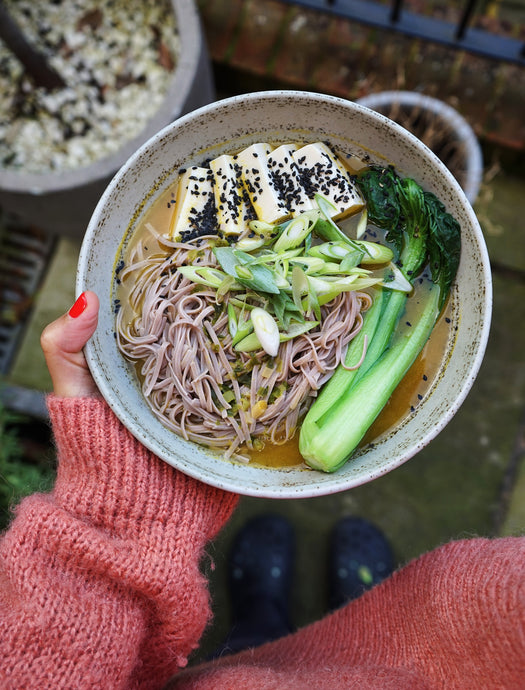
left=0, top=398, right=55, bottom=528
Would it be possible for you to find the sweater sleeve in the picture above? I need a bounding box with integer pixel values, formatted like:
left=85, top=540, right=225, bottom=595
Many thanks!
left=0, top=396, right=239, bottom=690
left=172, top=536, right=525, bottom=689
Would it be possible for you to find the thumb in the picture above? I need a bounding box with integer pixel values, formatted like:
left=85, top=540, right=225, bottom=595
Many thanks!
left=41, top=291, right=100, bottom=398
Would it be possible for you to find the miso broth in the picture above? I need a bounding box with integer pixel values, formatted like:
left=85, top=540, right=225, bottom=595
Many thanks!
left=247, top=272, right=454, bottom=468
left=115, top=141, right=457, bottom=470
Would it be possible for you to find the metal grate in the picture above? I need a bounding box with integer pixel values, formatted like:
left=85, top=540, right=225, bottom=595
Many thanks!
left=0, top=219, right=55, bottom=374
left=282, top=0, right=525, bottom=65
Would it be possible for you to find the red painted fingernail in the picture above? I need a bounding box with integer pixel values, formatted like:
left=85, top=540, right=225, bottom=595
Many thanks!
left=69, top=292, right=88, bottom=318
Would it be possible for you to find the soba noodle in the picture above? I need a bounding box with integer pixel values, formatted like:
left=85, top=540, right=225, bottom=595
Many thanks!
left=116, top=226, right=371, bottom=460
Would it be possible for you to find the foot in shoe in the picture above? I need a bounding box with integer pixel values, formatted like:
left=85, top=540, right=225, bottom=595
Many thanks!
left=214, top=514, right=295, bottom=655
left=328, top=516, right=394, bottom=610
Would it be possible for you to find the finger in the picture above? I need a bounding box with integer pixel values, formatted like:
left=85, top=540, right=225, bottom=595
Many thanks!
left=41, top=291, right=100, bottom=398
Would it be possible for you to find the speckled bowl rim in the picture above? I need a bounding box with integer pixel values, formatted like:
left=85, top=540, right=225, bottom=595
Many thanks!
left=77, top=90, right=492, bottom=499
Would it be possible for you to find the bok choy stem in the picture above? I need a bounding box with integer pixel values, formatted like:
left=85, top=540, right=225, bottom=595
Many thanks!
left=299, top=165, right=461, bottom=472
left=299, top=283, right=441, bottom=472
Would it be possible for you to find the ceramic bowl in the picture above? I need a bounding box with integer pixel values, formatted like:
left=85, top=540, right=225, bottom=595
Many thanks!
left=77, top=90, right=492, bottom=498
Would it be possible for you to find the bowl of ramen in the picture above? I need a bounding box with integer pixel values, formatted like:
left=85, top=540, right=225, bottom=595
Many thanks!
left=77, top=90, right=491, bottom=498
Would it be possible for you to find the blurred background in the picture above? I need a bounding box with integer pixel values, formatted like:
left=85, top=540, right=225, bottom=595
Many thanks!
left=0, top=0, right=524, bottom=659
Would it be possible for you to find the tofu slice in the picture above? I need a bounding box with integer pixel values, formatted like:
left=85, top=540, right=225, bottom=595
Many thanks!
left=292, top=142, right=364, bottom=219
left=209, top=154, right=256, bottom=236
left=267, top=143, right=316, bottom=217
left=168, top=166, right=216, bottom=241
left=234, top=143, right=290, bottom=224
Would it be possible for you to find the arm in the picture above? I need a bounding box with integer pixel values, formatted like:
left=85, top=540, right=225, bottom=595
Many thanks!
left=0, top=293, right=238, bottom=690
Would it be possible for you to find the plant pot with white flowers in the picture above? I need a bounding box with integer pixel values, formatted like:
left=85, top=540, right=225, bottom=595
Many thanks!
left=0, top=0, right=214, bottom=238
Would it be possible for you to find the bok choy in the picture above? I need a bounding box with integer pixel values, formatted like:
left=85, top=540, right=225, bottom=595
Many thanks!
left=299, top=165, right=461, bottom=472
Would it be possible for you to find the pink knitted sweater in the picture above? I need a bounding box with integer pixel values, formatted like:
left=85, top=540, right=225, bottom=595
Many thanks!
left=0, top=397, right=523, bottom=689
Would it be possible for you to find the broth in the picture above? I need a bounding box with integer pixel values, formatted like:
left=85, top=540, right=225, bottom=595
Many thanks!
left=248, top=291, right=453, bottom=468
left=116, top=144, right=455, bottom=470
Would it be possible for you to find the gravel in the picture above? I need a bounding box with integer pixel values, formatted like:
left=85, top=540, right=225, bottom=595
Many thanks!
left=0, top=0, right=179, bottom=173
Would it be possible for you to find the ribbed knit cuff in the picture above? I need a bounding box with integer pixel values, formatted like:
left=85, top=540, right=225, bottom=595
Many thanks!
left=47, top=395, right=238, bottom=543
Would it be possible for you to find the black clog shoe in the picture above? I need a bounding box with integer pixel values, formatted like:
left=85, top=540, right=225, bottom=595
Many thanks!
left=328, top=516, right=395, bottom=610
left=213, top=513, right=295, bottom=656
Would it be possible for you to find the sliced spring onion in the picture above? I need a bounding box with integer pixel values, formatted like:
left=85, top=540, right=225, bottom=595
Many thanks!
left=291, top=265, right=309, bottom=311
left=280, top=320, right=320, bottom=341
left=234, top=319, right=319, bottom=353
left=289, top=256, right=327, bottom=274
left=233, top=332, right=265, bottom=353
left=246, top=247, right=303, bottom=265
left=315, top=277, right=384, bottom=305
left=307, top=239, right=391, bottom=266
left=235, top=264, right=254, bottom=280
left=229, top=302, right=254, bottom=345
left=307, top=273, right=366, bottom=296
left=356, top=208, right=368, bottom=238
left=339, top=250, right=365, bottom=271
left=314, top=194, right=368, bottom=255
left=273, top=212, right=318, bottom=252
left=250, top=307, right=280, bottom=356
left=248, top=220, right=275, bottom=234
left=235, top=236, right=268, bottom=251
left=227, top=303, right=238, bottom=340
left=357, top=241, right=394, bottom=264
left=217, top=275, right=237, bottom=300
left=178, top=266, right=232, bottom=289
left=307, top=241, right=350, bottom=260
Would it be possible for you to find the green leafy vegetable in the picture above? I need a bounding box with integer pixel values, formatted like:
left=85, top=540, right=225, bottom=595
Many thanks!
left=299, top=165, right=461, bottom=472
left=214, top=247, right=281, bottom=295
left=300, top=283, right=441, bottom=472
left=355, top=165, right=461, bottom=308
